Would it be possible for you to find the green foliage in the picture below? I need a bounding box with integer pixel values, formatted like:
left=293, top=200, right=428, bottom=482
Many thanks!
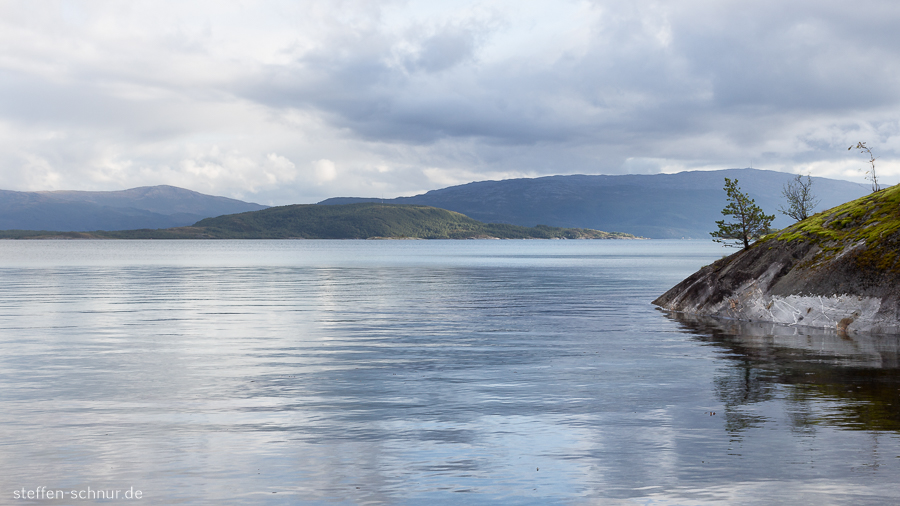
left=779, top=174, right=820, bottom=221
left=0, top=204, right=639, bottom=240
left=710, top=178, right=775, bottom=249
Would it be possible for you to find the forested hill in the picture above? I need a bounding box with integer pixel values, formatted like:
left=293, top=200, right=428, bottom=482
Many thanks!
left=1, top=203, right=638, bottom=240
left=185, top=203, right=635, bottom=239
left=319, top=169, right=869, bottom=238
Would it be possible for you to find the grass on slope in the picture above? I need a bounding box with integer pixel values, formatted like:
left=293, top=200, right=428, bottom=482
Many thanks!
left=771, top=184, right=900, bottom=272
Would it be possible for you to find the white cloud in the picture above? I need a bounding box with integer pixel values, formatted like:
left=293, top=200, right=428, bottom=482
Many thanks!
left=0, top=0, right=899, bottom=204
left=313, top=159, right=337, bottom=183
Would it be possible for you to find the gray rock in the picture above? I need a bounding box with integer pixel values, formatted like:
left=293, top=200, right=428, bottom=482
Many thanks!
left=654, top=185, right=900, bottom=335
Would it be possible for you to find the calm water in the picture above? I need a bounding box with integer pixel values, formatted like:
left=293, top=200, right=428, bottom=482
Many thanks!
left=1, top=240, right=899, bottom=505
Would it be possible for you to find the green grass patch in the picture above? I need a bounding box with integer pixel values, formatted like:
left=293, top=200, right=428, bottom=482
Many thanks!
left=772, top=184, right=900, bottom=272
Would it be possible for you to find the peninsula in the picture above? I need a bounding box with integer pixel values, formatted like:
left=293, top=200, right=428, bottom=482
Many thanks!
left=654, top=184, right=900, bottom=335
left=0, top=203, right=637, bottom=240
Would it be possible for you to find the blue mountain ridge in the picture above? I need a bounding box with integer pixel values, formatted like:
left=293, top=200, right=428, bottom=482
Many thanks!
left=0, top=185, right=267, bottom=232
left=319, top=169, right=870, bottom=238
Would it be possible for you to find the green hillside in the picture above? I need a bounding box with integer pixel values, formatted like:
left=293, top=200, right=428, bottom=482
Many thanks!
left=185, top=203, right=633, bottom=239
left=1, top=203, right=637, bottom=239
left=771, top=183, right=900, bottom=272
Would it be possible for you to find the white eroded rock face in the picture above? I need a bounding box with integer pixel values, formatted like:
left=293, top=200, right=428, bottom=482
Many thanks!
left=701, top=286, right=888, bottom=334
left=657, top=184, right=900, bottom=335
left=654, top=237, right=900, bottom=336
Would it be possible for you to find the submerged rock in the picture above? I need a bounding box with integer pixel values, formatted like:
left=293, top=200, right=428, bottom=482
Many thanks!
left=654, top=184, right=900, bottom=335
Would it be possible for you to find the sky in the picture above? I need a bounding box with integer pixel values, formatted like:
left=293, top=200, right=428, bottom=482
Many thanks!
left=1, top=0, right=899, bottom=205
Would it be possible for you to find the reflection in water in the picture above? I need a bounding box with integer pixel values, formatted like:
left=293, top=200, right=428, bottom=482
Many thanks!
left=669, top=313, right=900, bottom=432
left=2, top=240, right=899, bottom=504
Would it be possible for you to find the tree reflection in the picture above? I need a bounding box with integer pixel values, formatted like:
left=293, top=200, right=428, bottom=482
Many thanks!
left=666, top=312, right=900, bottom=433
left=714, top=362, right=776, bottom=433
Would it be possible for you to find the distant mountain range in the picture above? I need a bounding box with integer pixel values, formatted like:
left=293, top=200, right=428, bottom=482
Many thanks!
left=0, top=185, right=267, bottom=231
left=0, top=169, right=872, bottom=237
left=319, top=169, right=870, bottom=238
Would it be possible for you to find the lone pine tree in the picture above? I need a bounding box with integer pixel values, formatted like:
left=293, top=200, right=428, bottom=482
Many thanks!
left=710, top=177, right=775, bottom=249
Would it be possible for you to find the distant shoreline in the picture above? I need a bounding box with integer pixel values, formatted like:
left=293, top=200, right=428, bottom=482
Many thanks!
left=0, top=203, right=642, bottom=240
left=0, top=234, right=644, bottom=240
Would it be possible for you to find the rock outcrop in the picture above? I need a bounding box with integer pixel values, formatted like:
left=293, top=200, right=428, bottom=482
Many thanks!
left=654, top=184, right=900, bottom=335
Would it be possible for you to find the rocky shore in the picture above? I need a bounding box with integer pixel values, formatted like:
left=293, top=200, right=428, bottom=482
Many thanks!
left=654, top=184, right=900, bottom=335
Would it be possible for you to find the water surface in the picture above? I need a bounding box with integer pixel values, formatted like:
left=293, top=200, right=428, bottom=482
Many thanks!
left=1, top=240, right=898, bottom=504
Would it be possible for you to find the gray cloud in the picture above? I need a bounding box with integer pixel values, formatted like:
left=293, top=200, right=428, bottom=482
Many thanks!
left=0, top=0, right=899, bottom=204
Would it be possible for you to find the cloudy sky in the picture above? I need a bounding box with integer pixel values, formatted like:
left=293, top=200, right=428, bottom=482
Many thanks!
left=1, top=0, right=898, bottom=204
